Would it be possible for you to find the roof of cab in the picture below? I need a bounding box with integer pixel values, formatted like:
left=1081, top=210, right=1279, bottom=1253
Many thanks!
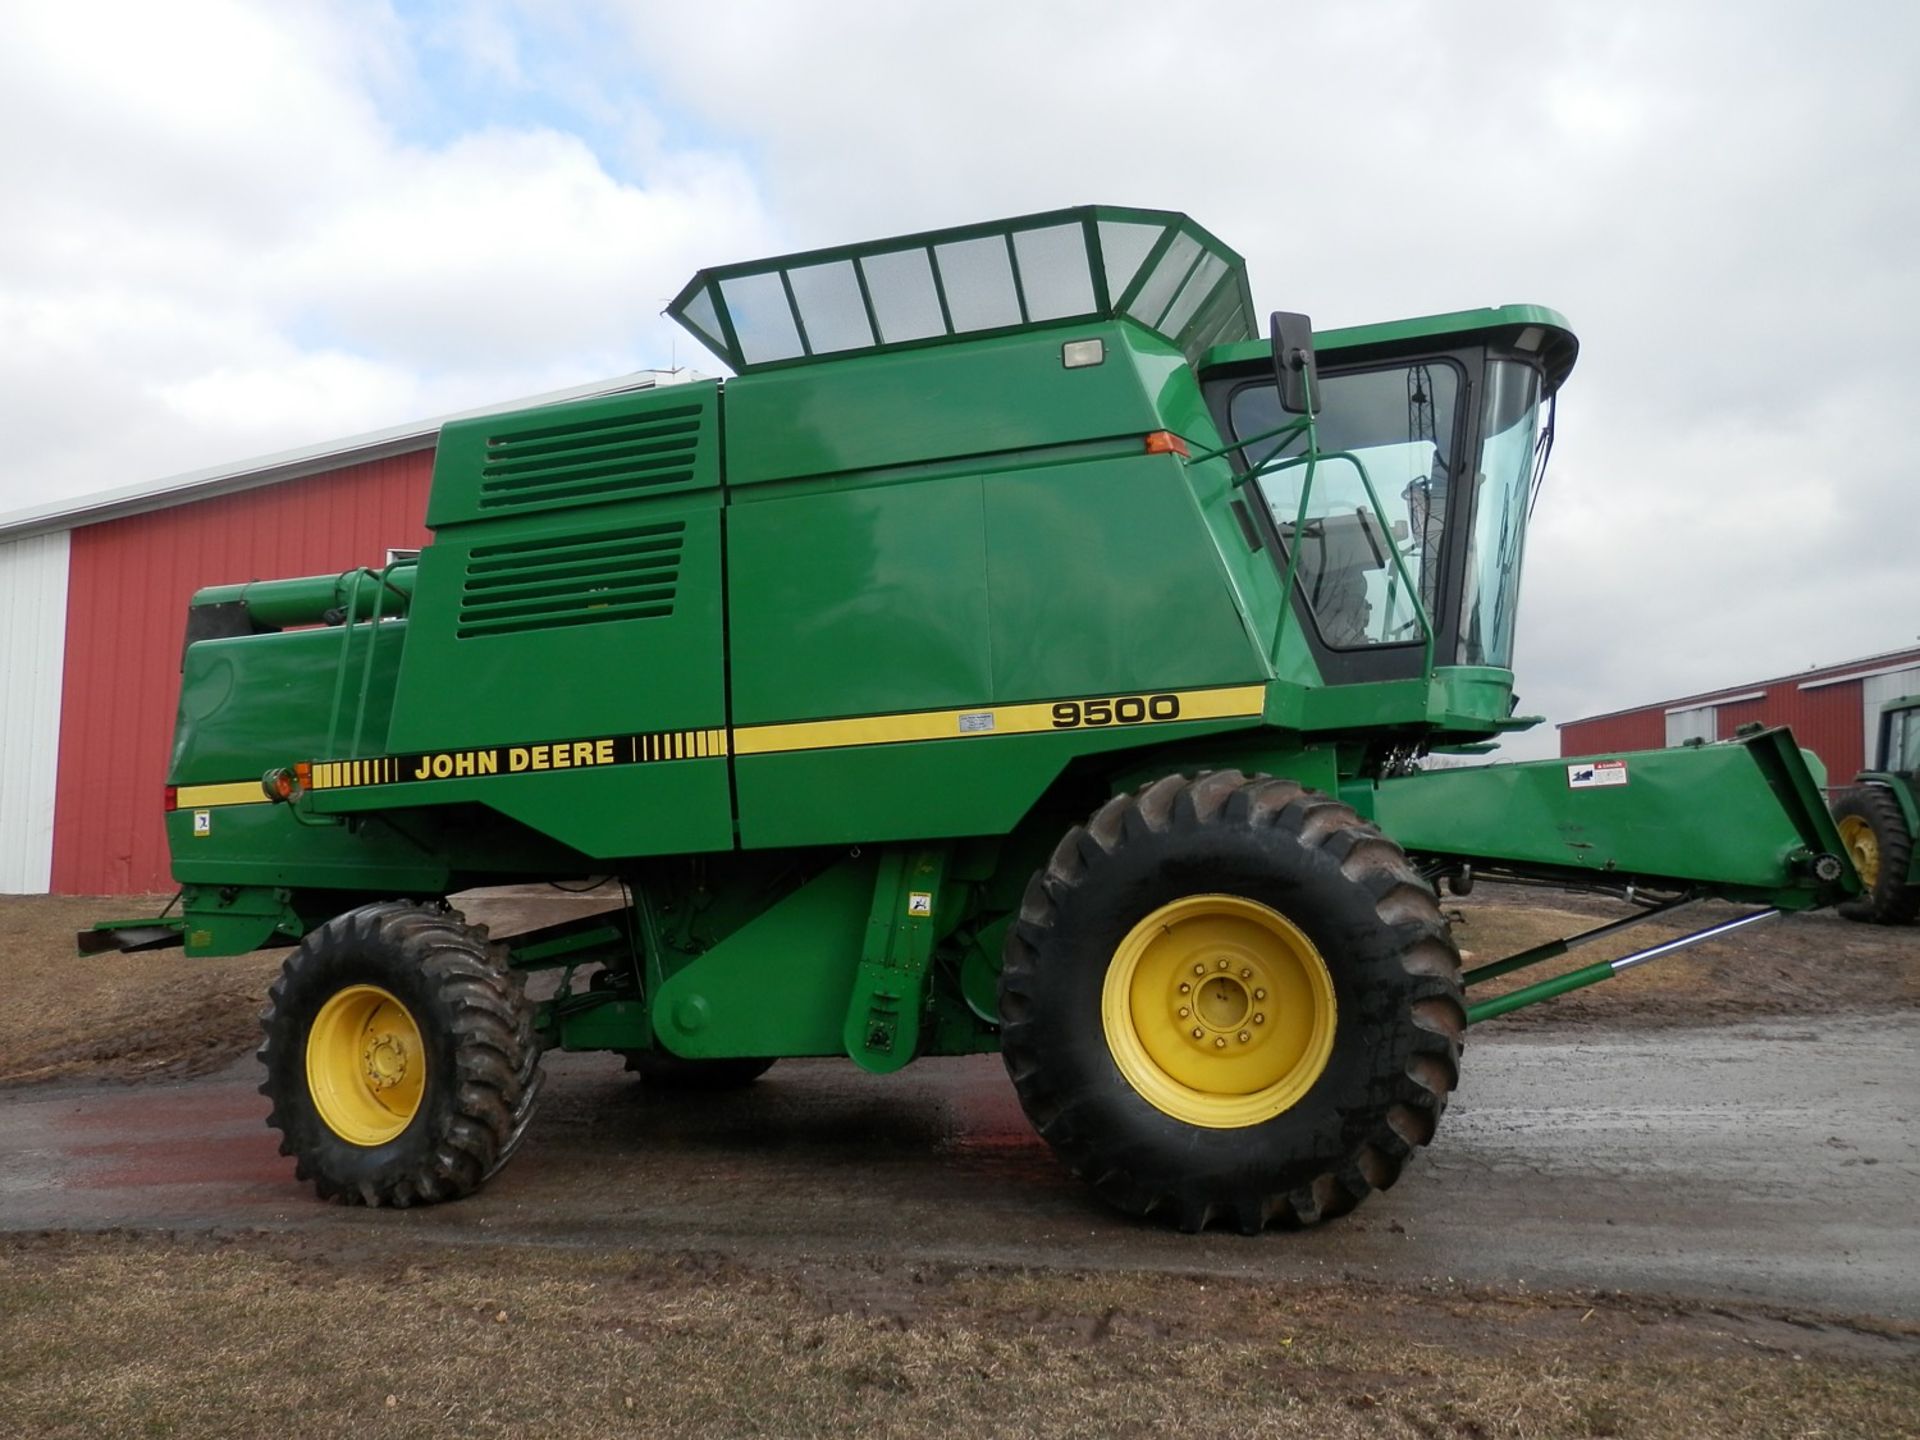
left=667, top=205, right=1259, bottom=372
left=1202, top=304, right=1579, bottom=393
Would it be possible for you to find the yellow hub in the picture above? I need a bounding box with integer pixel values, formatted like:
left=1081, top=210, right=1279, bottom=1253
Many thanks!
left=1100, top=894, right=1337, bottom=1129
left=306, top=985, right=426, bottom=1145
left=1838, top=814, right=1880, bottom=890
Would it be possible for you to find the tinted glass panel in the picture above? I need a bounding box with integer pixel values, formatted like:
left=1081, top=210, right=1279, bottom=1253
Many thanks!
left=1460, top=361, right=1543, bottom=668
left=1126, top=231, right=1202, bottom=326
left=1159, top=252, right=1228, bottom=338
left=934, top=236, right=1022, bottom=330
left=860, top=248, right=946, bottom=342
left=719, top=272, right=803, bottom=364
left=1232, top=363, right=1462, bottom=650
left=678, top=284, right=726, bottom=352
left=1012, top=224, right=1095, bottom=321
left=787, top=260, right=873, bottom=353
left=1258, top=456, right=1427, bottom=647
left=1890, top=708, right=1920, bottom=771
left=1097, top=220, right=1163, bottom=305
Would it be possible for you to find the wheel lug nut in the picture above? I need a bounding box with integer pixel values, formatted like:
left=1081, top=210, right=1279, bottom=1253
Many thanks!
left=1254, top=1013, right=1265, bottom=1025
left=1178, top=1007, right=1190, bottom=1018
left=1217, top=959, right=1230, bottom=970
left=1193, top=964, right=1205, bottom=976
left=1191, top=1027, right=1204, bottom=1040
left=1240, top=967, right=1252, bottom=979
left=1178, top=982, right=1191, bottom=994
left=1253, top=988, right=1267, bottom=1001
left=1238, top=1031, right=1250, bottom=1043
left=1213, top=1037, right=1226, bottom=1048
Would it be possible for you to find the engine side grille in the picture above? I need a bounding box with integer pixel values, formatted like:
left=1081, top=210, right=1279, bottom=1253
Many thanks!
left=477, top=403, right=705, bottom=511
left=456, top=523, right=684, bottom=638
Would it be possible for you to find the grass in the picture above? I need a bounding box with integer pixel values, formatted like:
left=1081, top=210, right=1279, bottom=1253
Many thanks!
left=1, top=1231, right=1914, bottom=1440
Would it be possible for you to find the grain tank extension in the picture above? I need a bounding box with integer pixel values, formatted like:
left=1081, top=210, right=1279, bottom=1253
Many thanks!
left=98, top=207, right=1857, bottom=1230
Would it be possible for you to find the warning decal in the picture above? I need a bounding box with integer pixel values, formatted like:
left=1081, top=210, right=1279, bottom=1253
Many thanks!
left=1567, top=760, right=1629, bottom=789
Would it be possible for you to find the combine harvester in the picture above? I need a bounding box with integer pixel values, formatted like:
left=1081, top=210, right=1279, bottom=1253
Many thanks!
left=93, top=207, right=1856, bottom=1231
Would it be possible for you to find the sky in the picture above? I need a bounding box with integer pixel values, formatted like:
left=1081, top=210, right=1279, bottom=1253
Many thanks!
left=2, top=0, right=1916, bottom=756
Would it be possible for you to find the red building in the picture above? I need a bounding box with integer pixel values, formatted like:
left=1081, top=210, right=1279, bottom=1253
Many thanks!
left=1559, top=645, right=1920, bottom=787
left=0, top=373, right=678, bottom=894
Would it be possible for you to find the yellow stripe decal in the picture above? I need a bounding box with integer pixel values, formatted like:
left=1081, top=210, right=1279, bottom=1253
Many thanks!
left=732, top=684, right=1268, bottom=757
left=175, top=781, right=269, bottom=809
left=198, top=690, right=1262, bottom=804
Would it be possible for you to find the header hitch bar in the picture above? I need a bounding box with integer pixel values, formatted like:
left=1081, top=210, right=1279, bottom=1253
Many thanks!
left=1464, top=904, right=1781, bottom=1025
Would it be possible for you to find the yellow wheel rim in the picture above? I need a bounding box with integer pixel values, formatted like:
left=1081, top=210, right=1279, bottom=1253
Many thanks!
left=1839, top=815, right=1880, bottom=890
left=305, top=985, right=426, bottom=1145
left=1100, top=894, right=1337, bottom=1129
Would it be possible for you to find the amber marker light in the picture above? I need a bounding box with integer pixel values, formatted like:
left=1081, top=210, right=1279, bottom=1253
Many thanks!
left=1144, top=431, right=1190, bottom=458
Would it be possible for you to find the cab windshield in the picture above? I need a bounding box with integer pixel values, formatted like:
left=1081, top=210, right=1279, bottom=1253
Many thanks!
left=1461, top=361, right=1544, bottom=668
left=1230, top=362, right=1459, bottom=650
left=1228, top=355, right=1549, bottom=667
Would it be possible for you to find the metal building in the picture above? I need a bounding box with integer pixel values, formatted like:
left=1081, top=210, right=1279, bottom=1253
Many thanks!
left=0, top=372, right=679, bottom=895
left=1559, top=644, right=1920, bottom=786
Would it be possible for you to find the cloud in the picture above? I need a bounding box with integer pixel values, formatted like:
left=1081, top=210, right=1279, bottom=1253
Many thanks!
left=4, top=0, right=1915, bottom=749
left=0, top=0, right=776, bottom=506
left=585, top=0, right=1920, bottom=749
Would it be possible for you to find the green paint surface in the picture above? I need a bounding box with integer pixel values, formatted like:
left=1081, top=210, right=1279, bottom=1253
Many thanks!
left=157, top=204, right=1845, bottom=1066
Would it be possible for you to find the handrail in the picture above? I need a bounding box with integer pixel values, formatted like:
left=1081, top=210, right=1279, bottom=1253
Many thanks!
left=320, top=564, right=401, bottom=760
left=350, top=565, right=392, bottom=759
left=1248, top=447, right=1435, bottom=675
left=1186, top=372, right=1436, bottom=675
left=1186, top=414, right=1311, bottom=467
left=321, top=570, right=362, bottom=760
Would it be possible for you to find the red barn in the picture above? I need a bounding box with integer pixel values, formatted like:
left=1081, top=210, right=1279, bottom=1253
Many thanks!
left=1559, top=645, right=1920, bottom=788
left=0, top=373, right=679, bottom=894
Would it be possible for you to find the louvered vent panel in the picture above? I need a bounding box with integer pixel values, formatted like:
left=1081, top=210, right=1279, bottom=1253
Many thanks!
left=457, top=523, right=684, bottom=638
left=478, top=403, right=704, bottom=511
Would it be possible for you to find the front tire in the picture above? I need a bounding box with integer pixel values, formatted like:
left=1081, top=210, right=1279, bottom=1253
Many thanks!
left=999, top=772, right=1464, bottom=1233
left=1833, top=786, right=1920, bottom=925
left=259, top=902, right=542, bottom=1206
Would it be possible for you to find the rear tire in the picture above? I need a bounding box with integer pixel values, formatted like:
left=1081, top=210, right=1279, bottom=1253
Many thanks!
left=259, top=902, right=542, bottom=1206
left=624, top=1052, right=776, bottom=1090
left=999, top=771, right=1464, bottom=1233
left=1833, top=786, right=1920, bottom=925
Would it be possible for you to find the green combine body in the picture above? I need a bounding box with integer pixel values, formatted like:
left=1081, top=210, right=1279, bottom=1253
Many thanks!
left=110, top=207, right=1857, bottom=1229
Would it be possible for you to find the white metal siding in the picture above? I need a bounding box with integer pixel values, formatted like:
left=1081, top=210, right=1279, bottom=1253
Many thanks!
left=1862, top=667, right=1920, bottom=769
left=0, top=531, right=69, bottom=892
left=1665, top=705, right=1715, bottom=747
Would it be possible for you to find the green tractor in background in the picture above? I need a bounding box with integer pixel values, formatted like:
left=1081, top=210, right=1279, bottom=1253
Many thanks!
left=94, top=207, right=1857, bottom=1232
left=1832, top=696, right=1920, bottom=924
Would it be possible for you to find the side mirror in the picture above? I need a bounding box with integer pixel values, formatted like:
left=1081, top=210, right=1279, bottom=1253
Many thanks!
left=1270, top=310, right=1319, bottom=415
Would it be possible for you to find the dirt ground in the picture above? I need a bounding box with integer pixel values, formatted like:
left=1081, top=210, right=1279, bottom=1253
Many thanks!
left=1449, top=886, right=1920, bottom=1025
left=0, top=894, right=278, bottom=1086
left=0, top=887, right=615, bottom=1085
left=2, top=1229, right=1915, bottom=1440
left=3, top=884, right=1913, bottom=1086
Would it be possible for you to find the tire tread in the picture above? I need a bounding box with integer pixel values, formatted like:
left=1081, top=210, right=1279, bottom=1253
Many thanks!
left=999, top=770, right=1465, bottom=1232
